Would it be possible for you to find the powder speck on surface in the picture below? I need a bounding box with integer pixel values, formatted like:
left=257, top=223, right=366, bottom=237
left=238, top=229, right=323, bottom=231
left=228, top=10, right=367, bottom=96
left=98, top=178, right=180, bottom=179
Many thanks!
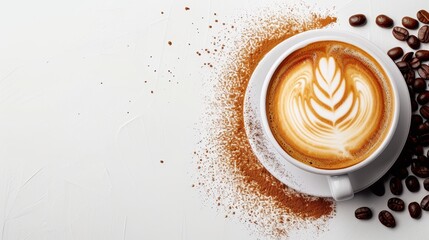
left=194, top=3, right=337, bottom=239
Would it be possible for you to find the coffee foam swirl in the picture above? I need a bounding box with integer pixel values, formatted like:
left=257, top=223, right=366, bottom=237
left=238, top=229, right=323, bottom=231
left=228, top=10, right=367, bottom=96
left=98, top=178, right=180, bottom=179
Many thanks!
left=267, top=41, right=394, bottom=169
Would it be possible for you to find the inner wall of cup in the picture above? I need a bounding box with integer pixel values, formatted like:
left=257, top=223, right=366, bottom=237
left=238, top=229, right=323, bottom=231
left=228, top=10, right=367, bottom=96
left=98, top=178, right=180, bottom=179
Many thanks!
left=263, top=33, right=400, bottom=175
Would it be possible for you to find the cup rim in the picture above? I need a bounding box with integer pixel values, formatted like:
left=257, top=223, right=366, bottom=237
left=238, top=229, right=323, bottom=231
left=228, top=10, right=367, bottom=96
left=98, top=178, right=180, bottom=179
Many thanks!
left=260, top=29, right=401, bottom=175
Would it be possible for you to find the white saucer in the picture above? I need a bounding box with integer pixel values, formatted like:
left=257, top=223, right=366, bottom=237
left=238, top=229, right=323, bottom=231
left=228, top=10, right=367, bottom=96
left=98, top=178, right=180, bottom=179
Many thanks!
left=243, top=32, right=411, bottom=198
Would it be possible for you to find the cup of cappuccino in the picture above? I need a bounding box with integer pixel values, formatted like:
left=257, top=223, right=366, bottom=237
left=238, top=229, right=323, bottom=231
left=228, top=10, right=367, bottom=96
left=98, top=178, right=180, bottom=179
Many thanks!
left=260, top=30, right=405, bottom=201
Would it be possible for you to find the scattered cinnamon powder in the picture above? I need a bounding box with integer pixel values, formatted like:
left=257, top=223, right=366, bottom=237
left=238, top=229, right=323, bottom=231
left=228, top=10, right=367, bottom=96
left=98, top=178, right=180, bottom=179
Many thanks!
left=194, top=3, right=337, bottom=238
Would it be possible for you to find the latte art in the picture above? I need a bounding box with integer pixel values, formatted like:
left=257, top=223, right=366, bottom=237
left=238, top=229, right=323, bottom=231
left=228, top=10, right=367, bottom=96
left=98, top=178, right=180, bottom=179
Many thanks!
left=283, top=56, right=376, bottom=156
left=267, top=41, right=394, bottom=169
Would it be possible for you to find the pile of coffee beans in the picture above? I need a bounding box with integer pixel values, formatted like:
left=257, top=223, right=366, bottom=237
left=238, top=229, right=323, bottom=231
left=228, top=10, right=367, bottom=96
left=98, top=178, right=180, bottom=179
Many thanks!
left=350, top=9, right=429, bottom=228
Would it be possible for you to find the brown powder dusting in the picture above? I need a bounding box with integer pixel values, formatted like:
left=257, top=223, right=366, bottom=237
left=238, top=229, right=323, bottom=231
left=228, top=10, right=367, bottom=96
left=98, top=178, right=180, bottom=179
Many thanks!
left=194, top=3, right=337, bottom=239
left=185, top=7, right=190, bottom=11
left=168, top=41, right=172, bottom=46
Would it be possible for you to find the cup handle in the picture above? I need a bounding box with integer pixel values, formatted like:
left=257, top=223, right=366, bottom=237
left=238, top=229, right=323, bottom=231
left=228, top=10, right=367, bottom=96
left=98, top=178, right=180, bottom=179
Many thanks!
left=327, top=174, right=354, bottom=201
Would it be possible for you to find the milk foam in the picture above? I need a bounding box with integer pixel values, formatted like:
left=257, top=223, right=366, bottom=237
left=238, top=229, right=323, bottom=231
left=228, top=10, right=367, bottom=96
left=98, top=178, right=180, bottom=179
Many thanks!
left=277, top=56, right=375, bottom=157
left=267, top=41, right=394, bottom=169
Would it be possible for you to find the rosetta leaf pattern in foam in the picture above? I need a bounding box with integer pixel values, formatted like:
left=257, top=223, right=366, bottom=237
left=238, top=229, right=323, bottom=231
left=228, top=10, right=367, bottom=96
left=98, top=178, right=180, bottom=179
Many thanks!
left=279, top=54, right=378, bottom=158
left=310, top=57, right=357, bottom=125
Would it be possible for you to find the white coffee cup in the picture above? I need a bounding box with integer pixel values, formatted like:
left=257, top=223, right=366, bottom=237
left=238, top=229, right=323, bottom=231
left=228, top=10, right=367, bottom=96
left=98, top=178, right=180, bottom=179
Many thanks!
left=260, top=30, right=408, bottom=201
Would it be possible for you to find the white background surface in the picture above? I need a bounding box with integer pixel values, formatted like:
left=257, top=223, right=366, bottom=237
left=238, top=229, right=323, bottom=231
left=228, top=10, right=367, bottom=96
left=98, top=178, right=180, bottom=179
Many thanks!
left=0, top=0, right=429, bottom=239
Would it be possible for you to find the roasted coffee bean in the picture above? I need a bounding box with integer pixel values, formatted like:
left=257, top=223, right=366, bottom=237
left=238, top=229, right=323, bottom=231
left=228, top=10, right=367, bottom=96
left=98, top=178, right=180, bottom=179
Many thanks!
left=414, top=156, right=426, bottom=164
left=417, top=10, right=429, bottom=24
left=413, top=78, right=426, bottom=92
left=417, top=123, right=429, bottom=135
left=411, top=58, right=422, bottom=69
left=417, top=91, right=429, bottom=104
left=418, top=156, right=426, bottom=163
left=421, top=195, right=429, bottom=210
left=412, top=114, right=424, bottom=126
left=414, top=154, right=423, bottom=161
left=418, top=25, right=429, bottom=43
left=405, top=71, right=416, bottom=86
left=349, top=14, right=367, bottom=26
left=376, top=14, right=394, bottom=28
left=378, top=210, right=396, bottom=228
left=406, top=175, right=420, bottom=192
left=388, top=197, right=405, bottom=211
left=417, top=155, right=429, bottom=164
left=396, top=61, right=410, bottom=73
left=402, top=51, right=414, bottom=62
left=418, top=64, right=429, bottom=79
left=393, top=26, right=409, bottom=40
left=355, top=207, right=372, bottom=220
left=409, top=202, right=422, bottom=219
left=387, top=47, right=404, bottom=60
left=412, top=114, right=423, bottom=124
left=412, top=202, right=422, bottom=219
left=390, top=177, right=403, bottom=195
left=392, top=167, right=409, bottom=179
left=416, top=50, right=429, bottom=61
left=421, top=106, right=429, bottom=119
left=424, top=121, right=429, bottom=129
left=408, top=35, right=421, bottom=49
left=370, top=180, right=385, bottom=196
left=411, top=161, right=429, bottom=177
left=424, top=178, right=429, bottom=190
left=403, top=16, right=419, bottom=29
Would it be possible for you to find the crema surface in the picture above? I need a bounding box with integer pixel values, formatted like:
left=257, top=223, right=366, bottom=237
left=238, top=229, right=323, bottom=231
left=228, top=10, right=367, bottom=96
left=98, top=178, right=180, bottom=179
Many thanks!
left=266, top=41, right=395, bottom=169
